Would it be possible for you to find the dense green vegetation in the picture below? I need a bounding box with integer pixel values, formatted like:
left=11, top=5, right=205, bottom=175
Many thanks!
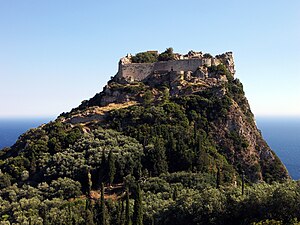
left=105, top=93, right=234, bottom=180
left=131, top=52, right=158, bottom=64
left=131, top=48, right=175, bottom=63
left=1, top=175, right=300, bottom=224
left=0, top=63, right=290, bottom=224
left=157, top=48, right=175, bottom=61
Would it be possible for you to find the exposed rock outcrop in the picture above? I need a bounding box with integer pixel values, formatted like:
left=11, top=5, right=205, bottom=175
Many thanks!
left=62, top=50, right=289, bottom=182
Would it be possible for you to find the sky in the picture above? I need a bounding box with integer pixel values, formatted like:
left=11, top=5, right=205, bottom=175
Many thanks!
left=0, top=0, right=299, bottom=118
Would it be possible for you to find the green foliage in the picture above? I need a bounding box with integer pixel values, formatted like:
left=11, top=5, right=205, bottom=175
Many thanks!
left=0, top=125, right=297, bottom=225
left=133, top=184, right=143, bottom=225
left=0, top=60, right=291, bottom=224
left=0, top=125, right=143, bottom=197
left=49, top=177, right=82, bottom=199
left=144, top=137, right=168, bottom=176
left=158, top=48, right=175, bottom=61
left=125, top=189, right=132, bottom=225
left=252, top=219, right=283, bottom=225
left=2, top=156, right=30, bottom=182
left=108, top=150, right=116, bottom=185
left=211, top=64, right=255, bottom=121
left=107, top=93, right=236, bottom=182
left=99, top=183, right=106, bottom=225
left=142, top=90, right=154, bottom=106
left=261, top=153, right=288, bottom=183
left=228, top=131, right=249, bottom=150
left=131, top=52, right=158, bottom=63
left=0, top=171, right=11, bottom=189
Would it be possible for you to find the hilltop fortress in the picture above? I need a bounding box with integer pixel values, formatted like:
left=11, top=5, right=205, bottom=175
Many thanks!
left=116, top=50, right=235, bottom=82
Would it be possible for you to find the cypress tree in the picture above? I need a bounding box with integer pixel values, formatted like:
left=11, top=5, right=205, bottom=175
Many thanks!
left=121, top=199, right=126, bottom=225
left=85, top=198, right=95, bottom=225
left=100, top=183, right=105, bottom=225
left=108, top=150, right=116, bottom=185
left=125, top=189, right=132, bottom=225
left=193, top=121, right=198, bottom=141
left=99, top=149, right=107, bottom=184
left=162, top=87, right=170, bottom=103
left=216, top=166, right=221, bottom=189
left=82, top=167, right=92, bottom=196
left=88, top=168, right=92, bottom=196
left=86, top=209, right=95, bottom=225
left=172, top=186, right=178, bottom=201
left=153, top=137, right=168, bottom=176
left=196, top=136, right=210, bottom=172
left=133, top=184, right=143, bottom=225
left=116, top=200, right=123, bottom=225
left=29, top=154, right=36, bottom=176
left=242, top=170, right=245, bottom=195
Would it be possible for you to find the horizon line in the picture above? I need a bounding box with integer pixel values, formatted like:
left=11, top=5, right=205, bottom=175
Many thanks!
left=0, top=114, right=300, bottom=119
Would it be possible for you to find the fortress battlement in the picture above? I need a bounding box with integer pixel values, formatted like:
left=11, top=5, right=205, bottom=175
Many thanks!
left=116, top=50, right=235, bottom=82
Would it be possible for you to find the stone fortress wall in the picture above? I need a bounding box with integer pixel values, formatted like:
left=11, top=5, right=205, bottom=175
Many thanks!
left=116, top=51, right=235, bottom=82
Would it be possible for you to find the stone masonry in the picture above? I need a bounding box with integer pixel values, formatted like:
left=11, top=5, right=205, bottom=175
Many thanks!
left=116, top=51, right=235, bottom=82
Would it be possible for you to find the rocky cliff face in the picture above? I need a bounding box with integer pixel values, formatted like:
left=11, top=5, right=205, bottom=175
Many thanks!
left=0, top=50, right=293, bottom=225
left=63, top=51, right=289, bottom=182
left=0, top=51, right=289, bottom=187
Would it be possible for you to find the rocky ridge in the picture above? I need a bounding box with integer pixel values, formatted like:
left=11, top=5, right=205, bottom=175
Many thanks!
left=59, top=50, right=289, bottom=182
left=0, top=49, right=293, bottom=225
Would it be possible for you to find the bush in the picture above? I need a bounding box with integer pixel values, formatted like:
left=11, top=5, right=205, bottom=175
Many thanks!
left=0, top=172, right=11, bottom=188
left=158, top=48, right=175, bottom=61
left=49, top=177, right=82, bottom=199
left=252, top=219, right=283, bottom=225
left=203, top=53, right=213, bottom=58
left=131, top=52, right=158, bottom=63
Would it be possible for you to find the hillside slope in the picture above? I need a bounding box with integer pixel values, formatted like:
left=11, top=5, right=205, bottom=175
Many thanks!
left=0, top=50, right=290, bottom=225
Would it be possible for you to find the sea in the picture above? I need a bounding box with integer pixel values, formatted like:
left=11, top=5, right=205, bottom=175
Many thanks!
left=256, top=117, right=300, bottom=180
left=0, top=117, right=299, bottom=179
left=0, top=118, right=54, bottom=149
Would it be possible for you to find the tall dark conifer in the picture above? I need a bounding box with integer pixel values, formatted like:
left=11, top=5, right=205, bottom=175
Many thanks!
left=121, top=199, right=126, bottom=225
left=100, top=183, right=105, bottom=225
left=99, top=149, right=107, bottom=184
left=125, top=189, right=132, bottom=225
left=153, top=137, right=168, bottom=176
left=116, top=200, right=124, bottom=225
left=85, top=198, right=95, bottom=225
left=172, top=187, right=178, bottom=201
left=108, top=150, right=116, bottom=185
left=133, top=184, right=143, bottom=225
left=216, top=166, right=221, bottom=189
left=29, top=154, right=36, bottom=176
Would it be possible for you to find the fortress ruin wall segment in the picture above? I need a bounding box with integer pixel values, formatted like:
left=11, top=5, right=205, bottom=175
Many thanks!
left=116, top=52, right=234, bottom=82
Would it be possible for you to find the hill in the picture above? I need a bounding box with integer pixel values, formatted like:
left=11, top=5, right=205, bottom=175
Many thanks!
left=0, top=49, right=297, bottom=225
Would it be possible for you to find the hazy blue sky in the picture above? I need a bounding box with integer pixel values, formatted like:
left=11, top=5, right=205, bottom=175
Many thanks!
left=0, top=0, right=299, bottom=117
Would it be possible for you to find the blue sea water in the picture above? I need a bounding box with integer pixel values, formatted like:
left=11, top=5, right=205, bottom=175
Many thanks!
left=256, top=117, right=300, bottom=180
left=0, top=118, right=53, bottom=149
left=0, top=117, right=299, bottom=179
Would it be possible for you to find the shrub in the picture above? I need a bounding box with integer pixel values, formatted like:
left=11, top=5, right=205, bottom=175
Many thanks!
left=131, top=52, right=158, bottom=63
left=158, top=48, right=175, bottom=61
left=49, top=177, right=82, bottom=199
left=203, top=53, right=213, bottom=58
